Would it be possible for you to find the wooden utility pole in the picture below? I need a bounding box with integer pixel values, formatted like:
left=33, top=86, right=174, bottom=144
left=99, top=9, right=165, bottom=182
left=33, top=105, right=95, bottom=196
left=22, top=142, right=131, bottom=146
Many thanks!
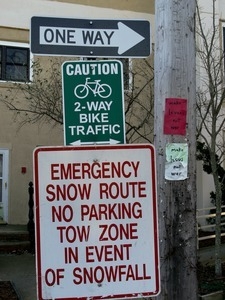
left=154, top=1, right=198, bottom=299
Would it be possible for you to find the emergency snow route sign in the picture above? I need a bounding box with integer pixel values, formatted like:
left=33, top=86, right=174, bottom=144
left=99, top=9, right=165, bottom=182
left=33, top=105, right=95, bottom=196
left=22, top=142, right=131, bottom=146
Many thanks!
left=33, top=144, right=160, bottom=300
left=62, top=60, right=125, bottom=145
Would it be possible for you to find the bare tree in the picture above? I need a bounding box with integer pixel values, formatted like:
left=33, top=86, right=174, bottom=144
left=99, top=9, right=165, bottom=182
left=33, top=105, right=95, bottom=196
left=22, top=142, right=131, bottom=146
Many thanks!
left=196, top=0, right=225, bottom=277
left=0, top=57, right=154, bottom=143
left=1, top=58, right=63, bottom=127
left=125, top=58, right=154, bottom=143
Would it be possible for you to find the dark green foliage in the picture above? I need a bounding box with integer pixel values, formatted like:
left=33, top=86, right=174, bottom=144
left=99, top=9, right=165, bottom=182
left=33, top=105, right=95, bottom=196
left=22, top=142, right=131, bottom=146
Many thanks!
left=197, top=141, right=225, bottom=229
left=196, top=141, right=225, bottom=183
left=198, top=262, right=225, bottom=296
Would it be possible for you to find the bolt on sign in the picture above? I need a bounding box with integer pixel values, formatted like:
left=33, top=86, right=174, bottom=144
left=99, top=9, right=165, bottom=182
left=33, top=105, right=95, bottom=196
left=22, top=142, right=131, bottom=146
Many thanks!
left=62, top=60, right=125, bottom=145
left=33, top=144, right=160, bottom=300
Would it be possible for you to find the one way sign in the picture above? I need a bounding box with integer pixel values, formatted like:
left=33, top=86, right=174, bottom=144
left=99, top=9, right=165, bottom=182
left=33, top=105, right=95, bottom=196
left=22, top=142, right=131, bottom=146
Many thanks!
left=31, top=16, right=150, bottom=57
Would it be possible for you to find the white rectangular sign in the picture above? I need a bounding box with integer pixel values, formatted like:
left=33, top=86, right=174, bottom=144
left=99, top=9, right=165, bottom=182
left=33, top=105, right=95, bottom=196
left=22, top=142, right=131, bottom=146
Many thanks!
left=165, top=143, right=188, bottom=180
left=33, top=144, right=160, bottom=300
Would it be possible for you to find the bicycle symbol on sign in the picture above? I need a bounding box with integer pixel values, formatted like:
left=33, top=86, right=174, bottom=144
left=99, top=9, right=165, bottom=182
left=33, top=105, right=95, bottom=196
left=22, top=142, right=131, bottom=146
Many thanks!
left=74, top=77, right=112, bottom=99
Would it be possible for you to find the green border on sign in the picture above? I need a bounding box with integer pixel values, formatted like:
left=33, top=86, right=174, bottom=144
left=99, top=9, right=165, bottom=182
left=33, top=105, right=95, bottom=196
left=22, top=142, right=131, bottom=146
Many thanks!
left=62, top=60, right=125, bottom=145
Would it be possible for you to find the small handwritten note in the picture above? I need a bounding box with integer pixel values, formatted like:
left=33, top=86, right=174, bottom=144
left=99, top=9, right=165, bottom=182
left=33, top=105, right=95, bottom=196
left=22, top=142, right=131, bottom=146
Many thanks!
left=163, top=98, right=187, bottom=135
left=165, top=143, right=188, bottom=180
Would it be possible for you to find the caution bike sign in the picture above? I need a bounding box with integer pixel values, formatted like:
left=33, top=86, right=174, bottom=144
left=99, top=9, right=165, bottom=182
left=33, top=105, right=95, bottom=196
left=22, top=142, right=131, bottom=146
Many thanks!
left=62, top=60, right=125, bottom=145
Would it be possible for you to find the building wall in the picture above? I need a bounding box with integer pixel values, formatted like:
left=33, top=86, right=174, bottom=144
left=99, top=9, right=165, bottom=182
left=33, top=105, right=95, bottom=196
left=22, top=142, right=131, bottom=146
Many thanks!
left=2, top=0, right=223, bottom=224
left=1, top=0, right=153, bottom=31
left=55, top=0, right=154, bottom=14
left=0, top=0, right=153, bottom=224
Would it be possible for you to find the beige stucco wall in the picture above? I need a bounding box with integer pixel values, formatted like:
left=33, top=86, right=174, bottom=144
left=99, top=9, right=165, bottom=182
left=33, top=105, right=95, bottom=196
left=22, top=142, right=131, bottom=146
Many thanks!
left=0, top=82, right=64, bottom=223
left=55, top=0, right=154, bottom=14
left=0, top=0, right=154, bottom=32
left=0, top=0, right=154, bottom=224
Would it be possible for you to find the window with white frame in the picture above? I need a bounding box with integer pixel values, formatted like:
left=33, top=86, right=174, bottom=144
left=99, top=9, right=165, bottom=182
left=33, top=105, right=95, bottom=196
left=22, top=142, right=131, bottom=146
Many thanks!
left=223, top=25, right=225, bottom=74
left=0, top=42, right=30, bottom=82
left=223, top=26, right=225, bottom=56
